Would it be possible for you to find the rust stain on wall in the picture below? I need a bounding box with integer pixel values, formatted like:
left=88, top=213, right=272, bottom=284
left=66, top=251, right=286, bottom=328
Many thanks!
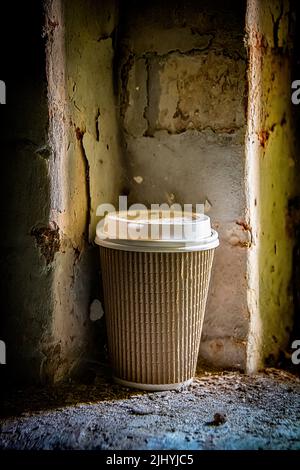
left=31, top=222, right=60, bottom=264
left=258, top=129, right=270, bottom=148
left=236, top=219, right=253, bottom=247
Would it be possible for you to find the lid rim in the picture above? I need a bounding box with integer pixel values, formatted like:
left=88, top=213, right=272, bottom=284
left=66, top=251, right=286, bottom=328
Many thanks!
left=95, top=229, right=219, bottom=252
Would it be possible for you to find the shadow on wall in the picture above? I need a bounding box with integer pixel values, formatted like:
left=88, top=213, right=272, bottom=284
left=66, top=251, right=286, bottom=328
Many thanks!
left=0, top=1, right=54, bottom=386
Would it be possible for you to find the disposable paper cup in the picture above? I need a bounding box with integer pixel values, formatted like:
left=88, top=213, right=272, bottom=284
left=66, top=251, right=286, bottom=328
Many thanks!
left=95, top=210, right=219, bottom=391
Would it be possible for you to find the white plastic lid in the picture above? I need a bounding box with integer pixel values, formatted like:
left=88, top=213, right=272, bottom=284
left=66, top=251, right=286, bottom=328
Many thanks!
left=95, top=210, right=219, bottom=252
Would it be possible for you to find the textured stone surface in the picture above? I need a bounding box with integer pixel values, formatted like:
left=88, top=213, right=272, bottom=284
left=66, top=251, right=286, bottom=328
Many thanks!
left=148, top=52, right=245, bottom=133
left=0, top=369, right=299, bottom=450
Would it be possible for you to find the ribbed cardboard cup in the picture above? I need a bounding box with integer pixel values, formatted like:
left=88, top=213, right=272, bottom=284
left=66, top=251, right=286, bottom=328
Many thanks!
left=96, top=210, right=219, bottom=391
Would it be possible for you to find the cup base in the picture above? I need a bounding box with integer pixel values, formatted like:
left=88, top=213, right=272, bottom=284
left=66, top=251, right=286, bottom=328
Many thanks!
left=113, top=376, right=193, bottom=391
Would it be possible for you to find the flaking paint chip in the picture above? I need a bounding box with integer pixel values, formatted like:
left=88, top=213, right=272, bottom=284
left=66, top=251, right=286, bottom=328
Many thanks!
left=133, top=176, right=143, bottom=184
left=205, top=199, right=212, bottom=213
left=90, top=299, right=104, bottom=322
left=166, top=192, right=175, bottom=204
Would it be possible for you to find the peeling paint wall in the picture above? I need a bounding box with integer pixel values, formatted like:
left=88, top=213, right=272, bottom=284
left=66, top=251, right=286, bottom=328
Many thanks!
left=118, top=0, right=248, bottom=369
left=43, top=0, right=125, bottom=382
left=246, top=0, right=299, bottom=371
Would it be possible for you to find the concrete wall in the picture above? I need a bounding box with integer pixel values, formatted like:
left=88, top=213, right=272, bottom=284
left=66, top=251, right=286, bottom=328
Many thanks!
left=118, top=0, right=249, bottom=369
left=0, top=2, right=53, bottom=384
left=246, top=0, right=299, bottom=371
left=44, top=0, right=125, bottom=382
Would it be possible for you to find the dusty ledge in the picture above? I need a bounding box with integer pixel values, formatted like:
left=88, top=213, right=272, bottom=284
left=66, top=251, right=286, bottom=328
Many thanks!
left=0, top=368, right=299, bottom=450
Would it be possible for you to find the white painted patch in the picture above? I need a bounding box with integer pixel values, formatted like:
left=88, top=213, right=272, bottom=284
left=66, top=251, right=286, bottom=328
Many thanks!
left=133, top=176, right=143, bottom=184
left=204, top=199, right=212, bottom=213
left=90, top=299, right=104, bottom=322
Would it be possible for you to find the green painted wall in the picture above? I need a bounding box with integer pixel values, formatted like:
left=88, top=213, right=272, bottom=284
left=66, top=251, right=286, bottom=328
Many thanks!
left=246, top=0, right=299, bottom=371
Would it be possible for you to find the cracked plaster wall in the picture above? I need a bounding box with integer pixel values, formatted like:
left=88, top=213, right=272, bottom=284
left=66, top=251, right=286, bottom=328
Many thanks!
left=43, top=0, right=125, bottom=382
left=118, top=0, right=249, bottom=369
